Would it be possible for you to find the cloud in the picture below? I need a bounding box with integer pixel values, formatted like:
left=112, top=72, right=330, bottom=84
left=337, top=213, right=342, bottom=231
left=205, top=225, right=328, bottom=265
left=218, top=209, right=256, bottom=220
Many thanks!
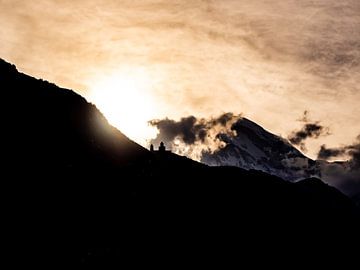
left=318, top=135, right=360, bottom=166
left=321, top=162, right=360, bottom=196
left=1, top=0, right=360, bottom=160
left=149, top=113, right=241, bottom=160
left=318, top=135, right=360, bottom=196
left=289, top=123, right=327, bottom=144
left=288, top=111, right=330, bottom=151
left=288, top=123, right=330, bottom=151
left=149, top=116, right=199, bottom=145
left=318, top=145, right=346, bottom=160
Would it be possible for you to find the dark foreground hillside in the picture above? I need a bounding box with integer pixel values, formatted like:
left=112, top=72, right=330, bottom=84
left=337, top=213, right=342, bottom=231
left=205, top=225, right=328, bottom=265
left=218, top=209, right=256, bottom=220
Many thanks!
left=1, top=59, right=359, bottom=266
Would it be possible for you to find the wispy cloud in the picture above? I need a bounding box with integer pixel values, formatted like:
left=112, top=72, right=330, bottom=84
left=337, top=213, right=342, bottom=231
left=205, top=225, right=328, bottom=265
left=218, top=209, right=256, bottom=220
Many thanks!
left=0, top=0, right=359, bottom=159
left=288, top=111, right=330, bottom=152
left=289, top=123, right=330, bottom=151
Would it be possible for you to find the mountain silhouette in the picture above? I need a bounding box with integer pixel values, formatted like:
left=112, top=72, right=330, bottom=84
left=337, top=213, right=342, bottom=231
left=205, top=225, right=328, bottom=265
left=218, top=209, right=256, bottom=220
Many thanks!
left=1, top=58, right=359, bottom=266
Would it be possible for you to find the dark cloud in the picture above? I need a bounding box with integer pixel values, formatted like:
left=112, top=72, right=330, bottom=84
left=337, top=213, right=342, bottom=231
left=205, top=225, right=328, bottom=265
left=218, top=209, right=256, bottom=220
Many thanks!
left=289, top=111, right=330, bottom=151
left=318, top=145, right=346, bottom=160
left=348, top=135, right=360, bottom=168
left=211, top=112, right=236, bottom=126
left=149, top=113, right=241, bottom=152
left=317, top=135, right=360, bottom=166
left=321, top=162, right=360, bottom=196
left=288, top=123, right=329, bottom=150
left=318, top=135, right=360, bottom=196
left=198, top=128, right=207, bottom=142
left=149, top=116, right=202, bottom=145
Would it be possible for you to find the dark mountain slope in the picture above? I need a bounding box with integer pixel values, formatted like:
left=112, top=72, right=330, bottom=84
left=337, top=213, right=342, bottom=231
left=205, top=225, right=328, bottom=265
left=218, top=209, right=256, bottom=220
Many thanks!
left=1, top=59, right=149, bottom=171
left=1, top=58, right=359, bottom=266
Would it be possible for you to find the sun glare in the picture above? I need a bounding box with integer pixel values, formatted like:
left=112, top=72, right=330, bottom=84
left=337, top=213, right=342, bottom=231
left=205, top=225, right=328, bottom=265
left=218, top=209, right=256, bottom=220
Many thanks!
left=88, top=67, right=159, bottom=146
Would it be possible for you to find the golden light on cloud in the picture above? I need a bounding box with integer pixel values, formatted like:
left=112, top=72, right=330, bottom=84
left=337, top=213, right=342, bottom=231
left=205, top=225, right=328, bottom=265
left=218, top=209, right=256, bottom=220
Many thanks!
left=88, top=66, right=159, bottom=145
left=1, top=0, right=360, bottom=159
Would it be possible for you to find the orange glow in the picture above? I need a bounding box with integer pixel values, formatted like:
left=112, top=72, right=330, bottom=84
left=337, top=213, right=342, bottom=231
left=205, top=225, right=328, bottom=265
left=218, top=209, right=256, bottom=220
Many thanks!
left=88, top=66, right=159, bottom=146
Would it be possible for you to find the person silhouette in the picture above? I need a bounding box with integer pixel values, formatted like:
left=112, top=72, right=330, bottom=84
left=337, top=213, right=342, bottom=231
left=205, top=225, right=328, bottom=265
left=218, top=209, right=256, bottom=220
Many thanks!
left=159, top=142, right=166, bottom=152
left=150, top=144, right=154, bottom=152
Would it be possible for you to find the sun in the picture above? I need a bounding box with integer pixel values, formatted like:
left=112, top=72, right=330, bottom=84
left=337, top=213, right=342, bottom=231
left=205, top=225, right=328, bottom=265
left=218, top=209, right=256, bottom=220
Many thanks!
left=88, top=66, right=159, bottom=146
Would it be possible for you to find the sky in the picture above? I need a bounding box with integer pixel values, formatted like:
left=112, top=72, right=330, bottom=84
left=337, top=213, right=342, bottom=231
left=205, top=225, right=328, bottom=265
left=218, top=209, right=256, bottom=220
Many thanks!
left=1, top=0, right=360, bottom=160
